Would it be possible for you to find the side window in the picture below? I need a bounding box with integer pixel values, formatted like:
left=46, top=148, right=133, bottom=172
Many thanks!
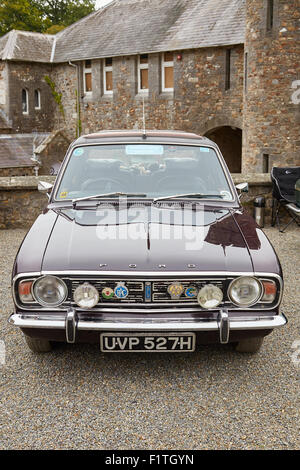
left=34, top=89, right=41, bottom=109
left=84, top=60, right=92, bottom=94
left=22, top=89, right=29, bottom=114
left=161, top=52, right=174, bottom=92
left=266, top=0, right=274, bottom=31
left=244, top=52, right=248, bottom=93
left=104, top=58, right=113, bottom=94
left=225, top=49, right=231, bottom=91
left=138, top=54, right=149, bottom=93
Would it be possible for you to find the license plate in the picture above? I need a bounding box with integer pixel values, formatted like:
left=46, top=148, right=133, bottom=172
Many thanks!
left=100, top=332, right=196, bottom=352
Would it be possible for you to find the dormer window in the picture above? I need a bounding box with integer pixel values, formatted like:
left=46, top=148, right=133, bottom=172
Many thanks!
left=104, top=58, right=113, bottom=94
left=138, top=54, right=149, bottom=93
left=34, top=89, right=41, bottom=109
left=84, top=60, right=92, bottom=94
left=162, top=52, right=174, bottom=92
left=22, top=89, right=29, bottom=114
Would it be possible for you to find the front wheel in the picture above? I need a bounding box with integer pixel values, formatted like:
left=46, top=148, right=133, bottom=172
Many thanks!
left=235, top=336, right=264, bottom=353
left=24, top=335, right=52, bottom=353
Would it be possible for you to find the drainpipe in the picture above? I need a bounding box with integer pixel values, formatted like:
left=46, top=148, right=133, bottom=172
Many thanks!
left=69, top=61, right=81, bottom=137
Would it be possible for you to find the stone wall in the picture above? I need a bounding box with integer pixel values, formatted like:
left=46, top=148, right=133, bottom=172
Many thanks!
left=51, top=63, right=78, bottom=140
left=0, top=176, right=54, bottom=229
left=0, top=167, right=35, bottom=177
left=0, top=174, right=273, bottom=230
left=243, top=0, right=300, bottom=173
left=52, top=46, right=244, bottom=172
left=7, top=62, right=55, bottom=133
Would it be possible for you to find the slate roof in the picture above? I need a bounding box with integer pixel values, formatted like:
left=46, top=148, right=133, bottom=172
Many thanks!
left=53, top=0, right=245, bottom=62
left=0, top=134, right=49, bottom=168
left=0, top=30, right=54, bottom=63
left=0, top=0, right=245, bottom=64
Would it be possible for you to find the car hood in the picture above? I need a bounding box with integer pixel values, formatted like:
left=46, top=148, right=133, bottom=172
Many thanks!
left=40, top=205, right=256, bottom=273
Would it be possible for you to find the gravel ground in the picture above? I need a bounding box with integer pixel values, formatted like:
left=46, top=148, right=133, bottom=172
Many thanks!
left=0, top=227, right=299, bottom=450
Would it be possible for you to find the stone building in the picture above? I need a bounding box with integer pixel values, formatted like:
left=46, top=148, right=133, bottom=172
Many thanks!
left=0, top=0, right=299, bottom=175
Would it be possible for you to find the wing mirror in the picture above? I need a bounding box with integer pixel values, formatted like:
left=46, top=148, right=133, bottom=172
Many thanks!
left=38, top=181, right=53, bottom=199
left=236, top=182, right=249, bottom=199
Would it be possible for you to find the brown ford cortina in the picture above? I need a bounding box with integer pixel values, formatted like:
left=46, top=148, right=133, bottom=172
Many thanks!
left=9, top=130, right=287, bottom=353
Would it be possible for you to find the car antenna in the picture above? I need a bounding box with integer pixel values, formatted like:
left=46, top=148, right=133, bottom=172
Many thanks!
left=142, top=97, right=147, bottom=140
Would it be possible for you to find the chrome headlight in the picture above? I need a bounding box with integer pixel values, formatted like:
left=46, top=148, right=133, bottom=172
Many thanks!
left=33, top=276, right=67, bottom=307
left=228, top=276, right=263, bottom=307
left=197, top=284, right=223, bottom=309
left=73, top=282, right=99, bottom=309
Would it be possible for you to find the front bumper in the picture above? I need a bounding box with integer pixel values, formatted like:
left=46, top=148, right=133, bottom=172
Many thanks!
left=9, top=309, right=287, bottom=345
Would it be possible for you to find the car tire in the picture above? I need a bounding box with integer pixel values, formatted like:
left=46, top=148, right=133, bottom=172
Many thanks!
left=235, top=336, right=264, bottom=353
left=24, top=335, right=52, bottom=353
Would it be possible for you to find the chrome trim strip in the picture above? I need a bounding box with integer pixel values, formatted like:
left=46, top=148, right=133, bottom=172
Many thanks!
left=12, top=271, right=283, bottom=280
left=76, top=306, right=203, bottom=314
left=9, top=312, right=287, bottom=332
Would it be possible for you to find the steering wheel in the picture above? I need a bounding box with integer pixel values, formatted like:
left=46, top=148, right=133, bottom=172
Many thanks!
left=81, top=177, right=128, bottom=192
left=154, top=175, right=206, bottom=193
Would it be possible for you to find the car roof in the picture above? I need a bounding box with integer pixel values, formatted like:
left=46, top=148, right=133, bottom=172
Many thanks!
left=72, top=130, right=216, bottom=147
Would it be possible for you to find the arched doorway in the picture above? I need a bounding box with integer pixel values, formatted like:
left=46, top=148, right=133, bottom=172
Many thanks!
left=204, top=126, right=242, bottom=173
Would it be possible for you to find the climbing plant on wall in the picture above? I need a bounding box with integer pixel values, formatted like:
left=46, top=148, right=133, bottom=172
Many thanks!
left=44, top=75, right=65, bottom=119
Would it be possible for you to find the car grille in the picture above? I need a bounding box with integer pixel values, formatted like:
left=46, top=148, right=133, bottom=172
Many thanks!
left=72, top=280, right=145, bottom=304
left=70, top=278, right=226, bottom=307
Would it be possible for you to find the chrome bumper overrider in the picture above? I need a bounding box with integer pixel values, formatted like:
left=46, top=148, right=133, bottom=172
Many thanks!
left=9, top=309, right=287, bottom=345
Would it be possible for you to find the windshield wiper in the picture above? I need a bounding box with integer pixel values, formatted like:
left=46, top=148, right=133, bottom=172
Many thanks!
left=72, top=192, right=147, bottom=208
left=153, top=193, right=225, bottom=203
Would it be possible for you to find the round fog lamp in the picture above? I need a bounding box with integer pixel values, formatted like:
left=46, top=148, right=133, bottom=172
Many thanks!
left=33, top=275, right=67, bottom=307
left=197, top=284, right=223, bottom=309
left=228, top=276, right=262, bottom=307
left=74, top=282, right=99, bottom=309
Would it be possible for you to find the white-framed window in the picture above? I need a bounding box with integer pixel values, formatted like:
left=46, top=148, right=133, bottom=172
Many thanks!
left=161, top=52, right=174, bottom=92
left=138, top=54, right=149, bottom=93
left=83, top=60, right=92, bottom=94
left=103, top=57, right=113, bottom=94
left=34, top=89, right=41, bottom=109
left=22, top=88, right=29, bottom=114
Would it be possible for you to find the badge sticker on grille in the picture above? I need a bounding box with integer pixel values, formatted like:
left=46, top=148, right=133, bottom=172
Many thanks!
left=114, top=282, right=129, bottom=299
left=167, top=282, right=184, bottom=300
left=185, top=286, right=198, bottom=299
left=102, top=287, right=114, bottom=299
left=145, top=283, right=151, bottom=302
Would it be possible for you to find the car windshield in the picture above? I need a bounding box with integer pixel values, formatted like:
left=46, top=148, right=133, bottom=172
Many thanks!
left=55, top=144, right=234, bottom=202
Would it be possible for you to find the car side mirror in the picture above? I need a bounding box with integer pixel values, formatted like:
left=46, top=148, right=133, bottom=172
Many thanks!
left=38, top=181, right=53, bottom=199
left=236, top=182, right=249, bottom=199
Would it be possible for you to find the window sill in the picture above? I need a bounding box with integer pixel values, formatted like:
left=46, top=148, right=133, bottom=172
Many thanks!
left=135, top=92, right=149, bottom=100
left=159, top=91, right=174, bottom=100
left=101, top=94, right=113, bottom=101
left=83, top=92, right=93, bottom=98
